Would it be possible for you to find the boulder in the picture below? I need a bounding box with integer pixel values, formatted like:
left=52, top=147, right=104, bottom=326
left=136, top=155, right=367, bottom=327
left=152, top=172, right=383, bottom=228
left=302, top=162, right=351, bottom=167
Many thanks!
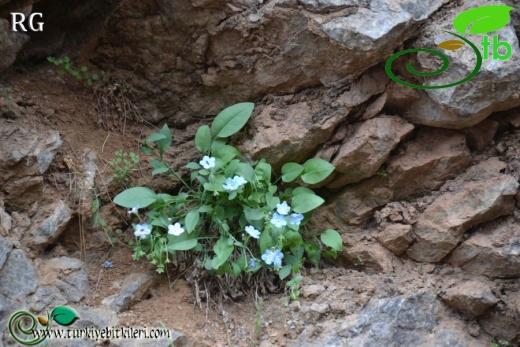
left=0, top=19, right=30, bottom=72
left=102, top=272, right=156, bottom=313
left=441, top=280, right=498, bottom=317
left=37, top=257, right=89, bottom=303
left=0, top=249, right=38, bottom=302
left=29, top=200, right=72, bottom=248
left=450, top=222, right=520, bottom=278
left=338, top=235, right=396, bottom=273
left=462, top=119, right=499, bottom=151
left=374, top=224, right=413, bottom=256
left=407, top=174, right=518, bottom=262
left=387, top=128, right=473, bottom=199
left=399, top=0, right=520, bottom=128
left=331, top=115, right=414, bottom=186
left=97, top=0, right=448, bottom=122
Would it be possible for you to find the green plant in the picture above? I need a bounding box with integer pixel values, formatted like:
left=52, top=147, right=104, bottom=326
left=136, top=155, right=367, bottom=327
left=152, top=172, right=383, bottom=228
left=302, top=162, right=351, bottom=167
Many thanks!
left=108, top=150, right=139, bottom=186
left=112, top=102, right=342, bottom=296
left=47, top=56, right=106, bottom=87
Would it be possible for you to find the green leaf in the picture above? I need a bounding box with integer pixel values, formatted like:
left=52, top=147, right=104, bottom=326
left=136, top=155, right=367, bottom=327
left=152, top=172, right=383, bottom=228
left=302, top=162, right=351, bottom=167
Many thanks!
left=152, top=167, right=169, bottom=175
left=301, top=158, right=335, bottom=184
left=320, top=229, right=343, bottom=251
left=304, top=242, right=320, bottom=264
left=282, top=163, right=304, bottom=182
left=185, top=210, right=200, bottom=233
left=167, top=233, right=198, bottom=251
left=146, top=133, right=167, bottom=143
left=212, top=236, right=234, bottom=269
left=199, top=205, right=213, bottom=213
left=213, top=145, right=240, bottom=162
left=255, top=161, right=272, bottom=182
left=195, top=125, right=212, bottom=153
left=291, top=194, right=324, bottom=213
left=225, top=159, right=240, bottom=177
left=186, top=162, right=201, bottom=170
left=156, top=124, right=172, bottom=155
left=51, top=306, right=79, bottom=326
left=211, top=102, right=254, bottom=139
left=244, top=207, right=264, bottom=222
left=80, top=66, right=88, bottom=72
left=259, top=230, right=273, bottom=254
left=453, top=5, right=514, bottom=35
left=114, top=187, right=157, bottom=208
left=266, top=192, right=280, bottom=210
left=292, top=186, right=315, bottom=196
left=279, top=265, right=292, bottom=280
left=236, top=162, right=255, bottom=181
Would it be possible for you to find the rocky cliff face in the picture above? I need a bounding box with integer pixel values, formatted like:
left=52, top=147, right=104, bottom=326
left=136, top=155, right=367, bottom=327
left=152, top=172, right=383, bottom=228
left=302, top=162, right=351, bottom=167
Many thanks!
left=1, top=0, right=520, bottom=345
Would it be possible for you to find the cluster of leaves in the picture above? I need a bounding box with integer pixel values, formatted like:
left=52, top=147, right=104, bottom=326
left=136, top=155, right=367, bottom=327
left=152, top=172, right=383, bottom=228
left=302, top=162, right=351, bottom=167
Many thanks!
left=113, top=103, right=342, bottom=295
left=47, top=56, right=107, bottom=87
left=108, top=150, right=139, bottom=186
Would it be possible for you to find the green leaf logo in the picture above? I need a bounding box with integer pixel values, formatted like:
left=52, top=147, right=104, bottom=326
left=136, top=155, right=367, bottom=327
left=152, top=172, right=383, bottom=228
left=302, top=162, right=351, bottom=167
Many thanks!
left=453, top=5, right=514, bottom=35
left=51, top=306, right=79, bottom=326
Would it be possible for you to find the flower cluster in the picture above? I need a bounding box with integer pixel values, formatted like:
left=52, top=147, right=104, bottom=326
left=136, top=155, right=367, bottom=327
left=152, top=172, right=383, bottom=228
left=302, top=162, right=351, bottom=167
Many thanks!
left=269, top=201, right=303, bottom=228
left=261, top=248, right=284, bottom=267
left=223, top=175, right=247, bottom=191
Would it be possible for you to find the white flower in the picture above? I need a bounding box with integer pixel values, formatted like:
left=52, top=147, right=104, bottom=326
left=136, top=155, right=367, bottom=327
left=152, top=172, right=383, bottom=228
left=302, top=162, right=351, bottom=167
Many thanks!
left=199, top=156, right=216, bottom=169
left=134, top=223, right=151, bottom=239
left=245, top=225, right=260, bottom=239
left=168, top=222, right=185, bottom=236
left=276, top=201, right=291, bottom=215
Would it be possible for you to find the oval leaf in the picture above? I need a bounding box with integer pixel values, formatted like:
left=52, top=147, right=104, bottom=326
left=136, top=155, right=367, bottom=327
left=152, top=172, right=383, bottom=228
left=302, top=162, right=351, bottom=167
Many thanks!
left=185, top=210, right=200, bottom=233
left=211, top=102, right=254, bottom=139
left=113, top=187, right=157, bottom=208
left=453, top=5, right=514, bottom=35
left=282, top=163, right=304, bottom=183
left=51, top=306, right=79, bottom=326
left=291, top=194, right=324, bottom=213
left=195, top=125, right=212, bottom=153
left=167, top=233, right=198, bottom=251
left=437, top=39, right=465, bottom=50
left=320, top=229, right=343, bottom=252
left=301, top=158, right=335, bottom=185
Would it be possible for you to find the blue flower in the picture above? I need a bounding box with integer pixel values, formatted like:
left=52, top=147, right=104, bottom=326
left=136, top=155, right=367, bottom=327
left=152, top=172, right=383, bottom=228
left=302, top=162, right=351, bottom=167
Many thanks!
left=245, top=225, right=260, bottom=239
left=104, top=260, right=113, bottom=268
left=223, top=177, right=239, bottom=191
left=233, top=175, right=247, bottom=187
left=249, top=258, right=256, bottom=268
left=261, top=249, right=284, bottom=267
left=276, top=201, right=291, bottom=215
left=270, top=212, right=287, bottom=228
left=199, top=156, right=216, bottom=169
left=261, top=249, right=275, bottom=265
left=134, top=223, right=151, bottom=239
left=289, top=213, right=304, bottom=225
left=128, top=205, right=139, bottom=215
left=272, top=249, right=284, bottom=267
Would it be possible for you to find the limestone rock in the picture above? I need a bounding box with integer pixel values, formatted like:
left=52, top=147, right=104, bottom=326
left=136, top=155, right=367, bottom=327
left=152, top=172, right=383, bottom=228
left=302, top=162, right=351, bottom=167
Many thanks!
left=450, top=222, right=520, bottom=278
left=400, top=1, right=520, bottom=129
left=478, top=290, right=520, bottom=343
left=290, top=291, right=485, bottom=346
left=441, top=280, right=498, bottom=317
left=387, top=128, right=473, bottom=200
left=0, top=237, right=12, bottom=270
left=102, top=272, right=156, bottom=313
left=97, top=0, right=447, bottom=122
left=0, top=249, right=38, bottom=302
left=407, top=174, right=518, bottom=262
left=38, top=257, right=88, bottom=303
left=374, top=224, right=413, bottom=256
left=0, top=121, right=61, bottom=187
left=240, top=101, right=348, bottom=168
left=339, top=235, right=395, bottom=273
left=29, top=200, right=72, bottom=248
left=462, top=119, right=499, bottom=151
left=0, top=207, right=11, bottom=237
left=4, top=176, right=44, bottom=209
left=0, top=19, right=30, bottom=72
left=331, top=115, right=414, bottom=186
